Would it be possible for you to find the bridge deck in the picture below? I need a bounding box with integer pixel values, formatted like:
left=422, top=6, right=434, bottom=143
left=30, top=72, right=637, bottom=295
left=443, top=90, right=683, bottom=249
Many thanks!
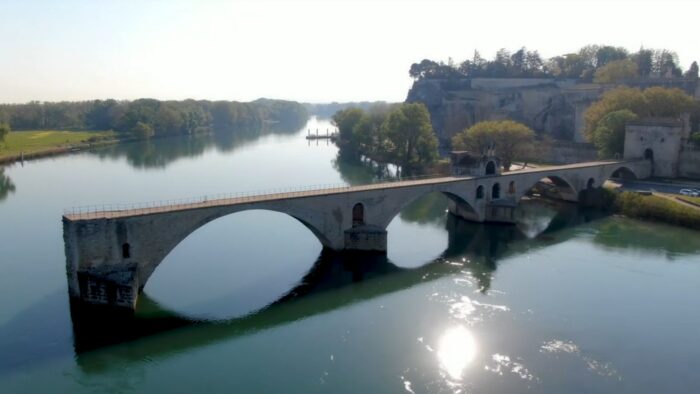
left=63, top=160, right=632, bottom=221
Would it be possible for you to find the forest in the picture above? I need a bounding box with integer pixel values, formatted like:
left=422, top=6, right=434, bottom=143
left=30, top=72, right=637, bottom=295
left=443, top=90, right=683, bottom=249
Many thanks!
left=0, top=98, right=309, bottom=138
left=410, top=45, right=699, bottom=82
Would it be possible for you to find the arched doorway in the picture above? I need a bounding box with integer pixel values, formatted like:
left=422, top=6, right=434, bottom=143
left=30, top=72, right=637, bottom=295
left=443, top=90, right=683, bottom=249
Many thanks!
left=644, top=148, right=654, bottom=162
left=352, top=203, right=365, bottom=226
left=485, top=161, right=496, bottom=175
left=492, top=183, right=501, bottom=199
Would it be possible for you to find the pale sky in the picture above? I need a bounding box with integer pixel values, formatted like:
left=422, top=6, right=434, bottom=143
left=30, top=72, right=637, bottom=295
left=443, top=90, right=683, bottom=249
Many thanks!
left=1, top=0, right=698, bottom=104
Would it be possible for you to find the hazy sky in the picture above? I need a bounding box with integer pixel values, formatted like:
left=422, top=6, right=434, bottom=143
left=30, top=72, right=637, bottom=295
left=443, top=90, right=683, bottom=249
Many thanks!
left=1, top=0, right=698, bottom=104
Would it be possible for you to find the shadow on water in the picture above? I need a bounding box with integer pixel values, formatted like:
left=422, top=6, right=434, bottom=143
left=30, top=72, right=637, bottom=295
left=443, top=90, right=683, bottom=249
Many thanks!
left=0, top=167, right=16, bottom=202
left=2, top=200, right=697, bottom=376
left=66, top=201, right=599, bottom=369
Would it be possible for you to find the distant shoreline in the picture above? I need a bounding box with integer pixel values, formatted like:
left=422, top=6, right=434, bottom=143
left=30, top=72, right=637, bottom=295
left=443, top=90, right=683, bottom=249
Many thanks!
left=0, top=132, right=134, bottom=166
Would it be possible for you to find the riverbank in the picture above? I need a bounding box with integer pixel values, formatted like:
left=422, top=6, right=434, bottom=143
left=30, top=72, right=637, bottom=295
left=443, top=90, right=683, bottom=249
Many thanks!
left=606, top=188, right=700, bottom=230
left=0, top=130, right=121, bottom=165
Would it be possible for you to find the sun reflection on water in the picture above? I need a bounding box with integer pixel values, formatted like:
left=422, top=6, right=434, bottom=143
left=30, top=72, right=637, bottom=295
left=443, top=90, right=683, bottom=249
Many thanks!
left=437, top=326, right=478, bottom=381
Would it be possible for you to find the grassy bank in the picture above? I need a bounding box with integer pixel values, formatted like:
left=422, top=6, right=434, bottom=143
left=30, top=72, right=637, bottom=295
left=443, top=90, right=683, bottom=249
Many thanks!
left=0, top=130, right=117, bottom=161
left=676, top=195, right=700, bottom=206
left=608, top=189, right=700, bottom=230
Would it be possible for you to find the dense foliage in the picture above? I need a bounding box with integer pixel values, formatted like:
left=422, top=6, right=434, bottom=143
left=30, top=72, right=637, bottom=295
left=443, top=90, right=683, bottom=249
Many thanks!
left=592, top=110, right=638, bottom=158
left=332, top=103, right=438, bottom=171
left=305, top=101, right=391, bottom=118
left=452, top=120, right=535, bottom=170
left=584, top=86, right=697, bottom=154
left=609, top=190, right=700, bottom=230
left=0, top=123, right=9, bottom=146
left=0, top=98, right=308, bottom=138
left=410, top=45, right=695, bottom=82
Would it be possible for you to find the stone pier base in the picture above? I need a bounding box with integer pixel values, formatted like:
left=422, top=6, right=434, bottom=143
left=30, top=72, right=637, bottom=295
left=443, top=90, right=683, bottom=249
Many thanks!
left=344, top=225, right=387, bottom=252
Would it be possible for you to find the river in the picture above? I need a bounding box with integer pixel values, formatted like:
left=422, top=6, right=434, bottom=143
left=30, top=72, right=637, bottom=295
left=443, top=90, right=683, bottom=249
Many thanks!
left=0, top=117, right=699, bottom=393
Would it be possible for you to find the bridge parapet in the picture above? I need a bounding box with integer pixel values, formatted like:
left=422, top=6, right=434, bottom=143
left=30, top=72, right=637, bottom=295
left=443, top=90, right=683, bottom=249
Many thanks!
left=63, top=159, right=650, bottom=312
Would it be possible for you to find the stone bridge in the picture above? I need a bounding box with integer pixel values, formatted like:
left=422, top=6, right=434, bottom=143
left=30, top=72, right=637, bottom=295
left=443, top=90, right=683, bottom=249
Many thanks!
left=62, top=159, right=650, bottom=311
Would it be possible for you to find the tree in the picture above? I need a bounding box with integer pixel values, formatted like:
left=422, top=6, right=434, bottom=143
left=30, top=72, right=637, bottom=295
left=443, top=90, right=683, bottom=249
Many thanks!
left=634, top=48, right=653, bottom=77
left=332, top=107, right=365, bottom=153
left=0, top=122, right=9, bottom=147
left=595, top=46, right=629, bottom=68
left=381, top=103, right=438, bottom=169
left=592, top=109, right=638, bottom=158
left=593, top=59, right=638, bottom=83
left=584, top=87, right=647, bottom=138
left=584, top=86, right=695, bottom=140
left=685, top=61, right=699, bottom=78
left=131, top=121, right=154, bottom=139
left=643, top=86, right=695, bottom=117
left=452, top=120, right=535, bottom=171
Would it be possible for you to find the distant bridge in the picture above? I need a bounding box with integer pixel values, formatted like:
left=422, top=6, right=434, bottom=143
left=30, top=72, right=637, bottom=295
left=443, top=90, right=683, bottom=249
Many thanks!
left=63, top=159, right=650, bottom=311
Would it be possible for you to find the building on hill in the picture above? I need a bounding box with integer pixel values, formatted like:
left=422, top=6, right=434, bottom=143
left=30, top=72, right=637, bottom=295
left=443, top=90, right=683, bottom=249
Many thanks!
left=407, top=77, right=700, bottom=147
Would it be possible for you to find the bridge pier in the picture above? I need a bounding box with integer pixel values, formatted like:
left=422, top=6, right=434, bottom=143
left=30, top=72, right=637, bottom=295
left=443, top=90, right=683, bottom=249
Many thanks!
left=62, top=160, right=651, bottom=312
left=344, top=225, right=387, bottom=252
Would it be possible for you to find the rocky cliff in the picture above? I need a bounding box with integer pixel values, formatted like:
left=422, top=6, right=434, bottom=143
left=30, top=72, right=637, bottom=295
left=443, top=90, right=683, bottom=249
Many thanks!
left=406, top=77, right=700, bottom=146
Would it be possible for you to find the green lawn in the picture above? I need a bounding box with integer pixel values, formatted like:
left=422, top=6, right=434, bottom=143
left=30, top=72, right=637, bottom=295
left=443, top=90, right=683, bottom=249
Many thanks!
left=0, top=130, right=116, bottom=159
left=677, top=195, right=700, bottom=206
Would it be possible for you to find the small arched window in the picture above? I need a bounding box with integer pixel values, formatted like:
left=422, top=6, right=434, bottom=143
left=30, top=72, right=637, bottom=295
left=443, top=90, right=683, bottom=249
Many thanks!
left=122, top=243, right=131, bottom=259
left=508, top=181, right=516, bottom=194
left=476, top=185, right=484, bottom=199
left=492, top=183, right=501, bottom=199
left=352, top=203, right=364, bottom=226
left=485, top=161, right=496, bottom=175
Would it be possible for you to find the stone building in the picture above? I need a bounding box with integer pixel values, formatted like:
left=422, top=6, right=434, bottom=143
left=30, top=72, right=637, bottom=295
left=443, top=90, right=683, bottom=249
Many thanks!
left=450, top=151, right=501, bottom=176
left=623, top=116, right=700, bottom=178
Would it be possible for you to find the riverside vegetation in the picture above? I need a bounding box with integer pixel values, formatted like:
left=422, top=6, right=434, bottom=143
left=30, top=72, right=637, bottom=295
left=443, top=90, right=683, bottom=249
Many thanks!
left=0, top=98, right=308, bottom=161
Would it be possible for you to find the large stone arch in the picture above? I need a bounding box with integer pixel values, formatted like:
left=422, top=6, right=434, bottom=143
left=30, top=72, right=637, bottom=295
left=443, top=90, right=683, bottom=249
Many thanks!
left=138, top=205, right=335, bottom=287
left=373, top=187, right=479, bottom=230
left=607, top=165, right=638, bottom=180
left=514, top=173, right=579, bottom=203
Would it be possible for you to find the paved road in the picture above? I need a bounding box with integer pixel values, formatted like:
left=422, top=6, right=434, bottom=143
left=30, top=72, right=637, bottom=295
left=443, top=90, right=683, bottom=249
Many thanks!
left=613, top=179, right=700, bottom=195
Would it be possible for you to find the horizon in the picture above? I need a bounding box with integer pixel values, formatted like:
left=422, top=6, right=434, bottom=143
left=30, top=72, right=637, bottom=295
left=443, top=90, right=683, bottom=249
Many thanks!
left=1, top=0, right=699, bottom=104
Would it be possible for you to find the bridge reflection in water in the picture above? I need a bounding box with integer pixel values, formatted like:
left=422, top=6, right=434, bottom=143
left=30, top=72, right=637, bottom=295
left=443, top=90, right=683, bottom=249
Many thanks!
left=69, top=199, right=593, bottom=368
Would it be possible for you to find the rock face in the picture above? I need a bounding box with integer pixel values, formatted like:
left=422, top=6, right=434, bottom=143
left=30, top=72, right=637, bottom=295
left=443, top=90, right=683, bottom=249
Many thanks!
left=406, top=77, right=700, bottom=146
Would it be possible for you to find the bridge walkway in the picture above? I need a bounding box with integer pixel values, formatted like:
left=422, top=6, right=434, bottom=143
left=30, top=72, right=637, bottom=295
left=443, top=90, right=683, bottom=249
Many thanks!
left=63, top=160, right=632, bottom=221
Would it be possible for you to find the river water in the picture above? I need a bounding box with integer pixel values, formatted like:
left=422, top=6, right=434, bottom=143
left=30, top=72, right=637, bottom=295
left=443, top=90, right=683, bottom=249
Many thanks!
left=0, top=117, right=699, bottom=393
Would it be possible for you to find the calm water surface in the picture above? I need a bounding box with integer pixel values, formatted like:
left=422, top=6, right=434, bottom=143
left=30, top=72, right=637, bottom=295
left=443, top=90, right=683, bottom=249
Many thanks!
left=0, top=117, right=699, bottom=393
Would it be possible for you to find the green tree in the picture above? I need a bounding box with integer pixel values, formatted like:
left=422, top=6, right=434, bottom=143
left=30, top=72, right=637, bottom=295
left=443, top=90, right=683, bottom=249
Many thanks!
left=584, top=86, right=695, bottom=141
left=381, top=103, right=438, bottom=169
left=593, top=59, right=638, bottom=83
left=0, top=122, right=10, bottom=147
left=685, top=61, right=699, bottom=78
left=452, top=120, right=535, bottom=171
left=584, top=87, right=647, bottom=138
left=131, top=121, right=155, bottom=139
left=643, top=86, right=696, bottom=117
left=592, top=109, right=638, bottom=158
left=332, top=107, right=365, bottom=154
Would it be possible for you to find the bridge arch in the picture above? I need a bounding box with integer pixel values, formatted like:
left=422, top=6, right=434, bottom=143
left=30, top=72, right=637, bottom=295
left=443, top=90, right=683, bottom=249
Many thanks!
left=136, top=204, right=336, bottom=290
left=516, top=174, right=579, bottom=203
left=378, top=189, right=478, bottom=230
left=145, top=208, right=325, bottom=319
left=608, top=165, right=638, bottom=180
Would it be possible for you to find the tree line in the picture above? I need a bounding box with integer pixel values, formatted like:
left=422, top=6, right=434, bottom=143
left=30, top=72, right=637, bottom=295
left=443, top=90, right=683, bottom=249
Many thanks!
left=0, top=98, right=308, bottom=138
left=410, top=45, right=698, bottom=82
left=332, top=103, right=439, bottom=172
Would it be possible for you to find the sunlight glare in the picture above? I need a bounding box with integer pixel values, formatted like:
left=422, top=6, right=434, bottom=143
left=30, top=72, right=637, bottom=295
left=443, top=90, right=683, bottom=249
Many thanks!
left=437, top=325, right=478, bottom=380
